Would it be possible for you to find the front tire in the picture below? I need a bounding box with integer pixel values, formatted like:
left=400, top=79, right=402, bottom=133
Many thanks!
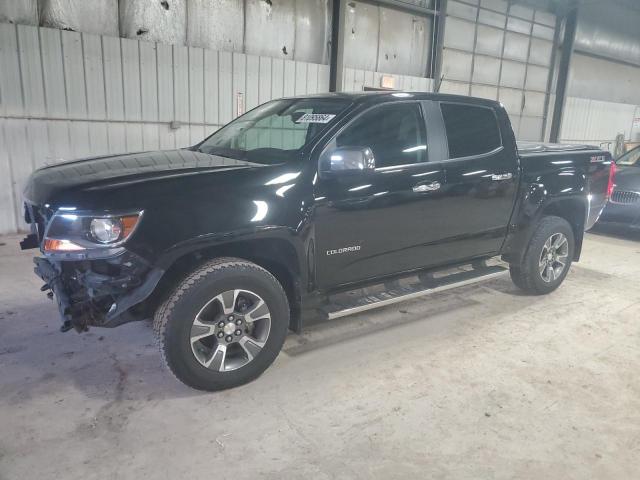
left=154, top=258, right=289, bottom=391
left=509, top=216, right=575, bottom=295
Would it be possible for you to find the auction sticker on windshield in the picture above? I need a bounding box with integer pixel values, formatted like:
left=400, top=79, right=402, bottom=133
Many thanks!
left=296, top=113, right=336, bottom=123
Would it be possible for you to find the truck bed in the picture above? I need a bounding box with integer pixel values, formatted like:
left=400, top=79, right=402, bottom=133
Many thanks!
left=517, top=141, right=601, bottom=155
left=517, top=141, right=612, bottom=230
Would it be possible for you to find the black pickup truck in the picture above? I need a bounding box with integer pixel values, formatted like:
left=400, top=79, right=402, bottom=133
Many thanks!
left=20, top=92, right=614, bottom=391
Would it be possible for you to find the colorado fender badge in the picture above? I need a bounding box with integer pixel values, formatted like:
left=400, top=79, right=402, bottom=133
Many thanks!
left=326, top=245, right=361, bottom=256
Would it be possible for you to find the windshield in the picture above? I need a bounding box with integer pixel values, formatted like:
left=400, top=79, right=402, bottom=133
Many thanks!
left=197, top=98, right=352, bottom=165
left=616, top=146, right=640, bottom=167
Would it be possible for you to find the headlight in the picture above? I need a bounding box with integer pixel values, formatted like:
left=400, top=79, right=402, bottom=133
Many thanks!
left=90, top=218, right=123, bottom=243
left=43, top=211, right=143, bottom=253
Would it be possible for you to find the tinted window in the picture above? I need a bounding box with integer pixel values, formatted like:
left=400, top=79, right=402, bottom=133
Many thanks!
left=440, top=103, right=501, bottom=158
left=336, top=102, right=427, bottom=168
left=616, top=145, right=640, bottom=167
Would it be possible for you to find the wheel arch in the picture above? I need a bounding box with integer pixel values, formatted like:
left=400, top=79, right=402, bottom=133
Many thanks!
left=540, top=198, right=586, bottom=260
left=502, top=191, right=587, bottom=265
left=144, top=237, right=304, bottom=332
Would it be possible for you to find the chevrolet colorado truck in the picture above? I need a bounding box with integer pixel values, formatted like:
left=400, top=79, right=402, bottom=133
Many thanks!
left=20, top=92, right=615, bottom=391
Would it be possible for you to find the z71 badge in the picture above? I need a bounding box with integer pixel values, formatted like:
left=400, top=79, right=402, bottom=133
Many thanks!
left=326, top=245, right=361, bottom=256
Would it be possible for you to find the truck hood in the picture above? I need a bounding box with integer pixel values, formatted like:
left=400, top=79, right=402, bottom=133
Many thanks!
left=24, top=149, right=264, bottom=206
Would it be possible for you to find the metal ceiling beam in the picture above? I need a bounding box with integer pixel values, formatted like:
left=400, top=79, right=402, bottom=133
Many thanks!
left=329, top=0, right=345, bottom=92
left=428, top=0, right=447, bottom=91
left=549, top=0, right=578, bottom=143
left=361, top=0, right=438, bottom=16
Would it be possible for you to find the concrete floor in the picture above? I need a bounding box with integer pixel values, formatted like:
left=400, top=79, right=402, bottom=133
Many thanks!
left=0, top=229, right=639, bottom=480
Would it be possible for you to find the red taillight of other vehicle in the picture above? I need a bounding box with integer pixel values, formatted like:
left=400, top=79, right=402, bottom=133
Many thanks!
left=606, top=161, right=616, bottom=200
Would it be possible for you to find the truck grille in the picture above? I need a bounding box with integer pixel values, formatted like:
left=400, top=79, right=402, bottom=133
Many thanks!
left=611, top=191, right=640, bottom=205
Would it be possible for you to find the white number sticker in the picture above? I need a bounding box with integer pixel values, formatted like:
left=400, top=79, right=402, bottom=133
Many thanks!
left=296, top=113, right=336, bottom=124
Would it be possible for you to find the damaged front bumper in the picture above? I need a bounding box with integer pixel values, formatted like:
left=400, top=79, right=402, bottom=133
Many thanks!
left=33, top=250, right=164, bottom=332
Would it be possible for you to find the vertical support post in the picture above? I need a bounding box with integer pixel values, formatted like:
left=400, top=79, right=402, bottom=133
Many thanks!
left=329, top=0, right=345, bottom=92
left=549, top=1, right=578, bottom=143
left=541, top=14, right=562, bottom=142
left=429, top=0, right=447, bottom=92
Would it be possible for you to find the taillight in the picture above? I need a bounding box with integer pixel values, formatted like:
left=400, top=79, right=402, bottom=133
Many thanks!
left=606, top=161, right=616, bottom=200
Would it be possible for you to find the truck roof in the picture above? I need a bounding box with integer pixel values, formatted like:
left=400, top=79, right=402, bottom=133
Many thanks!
left=283, top=91, right=502, bottom=109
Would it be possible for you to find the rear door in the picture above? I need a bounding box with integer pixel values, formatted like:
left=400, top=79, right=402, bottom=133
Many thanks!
left=434, top=102, right=520, bottom=259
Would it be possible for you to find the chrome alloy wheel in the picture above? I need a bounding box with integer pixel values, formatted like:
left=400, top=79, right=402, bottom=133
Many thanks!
left=538, top=233, right=569, bottom=283
left=190, top=289, right=271, bottom=372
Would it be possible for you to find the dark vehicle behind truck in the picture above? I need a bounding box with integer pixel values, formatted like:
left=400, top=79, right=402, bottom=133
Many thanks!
left=598, top=144, right=640, bottom=229
left=20, top=92, right=614, bottom=390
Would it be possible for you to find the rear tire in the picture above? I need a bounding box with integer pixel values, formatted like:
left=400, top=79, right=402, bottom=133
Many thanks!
left=153, top=257, right=289, bottom=391
left=509, top=216, right=575, bottom=295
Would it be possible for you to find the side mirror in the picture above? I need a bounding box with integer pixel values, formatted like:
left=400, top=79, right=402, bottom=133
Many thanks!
left=321, top=147, right=376, bottom=176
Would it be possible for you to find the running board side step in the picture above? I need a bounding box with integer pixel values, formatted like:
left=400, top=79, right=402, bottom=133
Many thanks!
left=323, top=264, right=508, bottom=320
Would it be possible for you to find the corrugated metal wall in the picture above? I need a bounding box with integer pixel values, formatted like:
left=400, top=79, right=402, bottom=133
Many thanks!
left=342, top=1, right=432, bottom=77
left=560, top=1, right=640, bottom=150
left=342, top=68, right=433, bottom=92
left=0, top=0, right=332, bottom=64
left=440, top=0, right=556, bottom=141
left=0, top=23, right=330, bottom=234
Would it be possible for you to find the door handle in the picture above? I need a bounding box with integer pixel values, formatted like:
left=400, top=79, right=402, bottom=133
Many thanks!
left=491, top=173, right=513, bottom=181
left=413, top=181, right=441, bottom=192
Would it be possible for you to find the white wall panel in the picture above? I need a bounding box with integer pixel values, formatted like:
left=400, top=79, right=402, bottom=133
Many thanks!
left=525, top=65, right=549, bottom=92
left=499, top=88, right=523, bottom=115
left=443, top=17, right=476, bottom=51
left=28, top=120, right=51, bottom=170
left=0, top=24, right=331, bottom=234
left=519, top=116, right=543, bottom=141
left=442, top=49, right=473, bottom=82
left=471, top=84, right=497, bottom=100
left=560, top=97, right=640, bottom=146
left=173, top=45, right=189, bottom=123
left=17, top=25, right=46, bottom=117
left=478, top=9, right=505, bottom=28
left=439, top=80, right=470, bottom=96
left=0, top=24, right=24, bottom=116
left=39, top=28, right=66, bottom=117
left=204, top=50, right=220, bottom=124
left=475, top=25, right=503, bottom=57
left=500, top=60, right=526, bottom=89
left=189, top=47, right=205, bottom=123
left=61, top=31, right=87, bottom=118
left=139, top=41, right=158, bottom=122
left=342, top=68, right=432, bottom=92
left=472, top=55, right=500, bottom=85
left=0, top=120, right=18, bottom=233
left=442, top=1, right=555, bottom=142
left=529, top=38, right=552, bottom=67
left=83, top=33, right=107, bottom=120
left=503, top=32, right=529, bottom=62
left=522, top=91, right=545, bottom=116
left=0, top=0, right=37, bottom=26
left=448, top=1, right=477, bottom=21
left=102, top=36, right=125, bottom=121
left=568, top=53, right=640, bottom=105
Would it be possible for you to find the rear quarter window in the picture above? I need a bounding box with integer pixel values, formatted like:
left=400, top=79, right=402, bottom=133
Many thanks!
left=440, top=103, right=502, bottom=159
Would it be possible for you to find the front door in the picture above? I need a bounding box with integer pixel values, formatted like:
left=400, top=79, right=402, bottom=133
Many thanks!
left=313, top=101, right=449, bottom=289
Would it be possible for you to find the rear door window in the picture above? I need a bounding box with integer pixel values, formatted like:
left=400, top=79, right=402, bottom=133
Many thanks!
left=440, top=103, right=502, bottom=159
